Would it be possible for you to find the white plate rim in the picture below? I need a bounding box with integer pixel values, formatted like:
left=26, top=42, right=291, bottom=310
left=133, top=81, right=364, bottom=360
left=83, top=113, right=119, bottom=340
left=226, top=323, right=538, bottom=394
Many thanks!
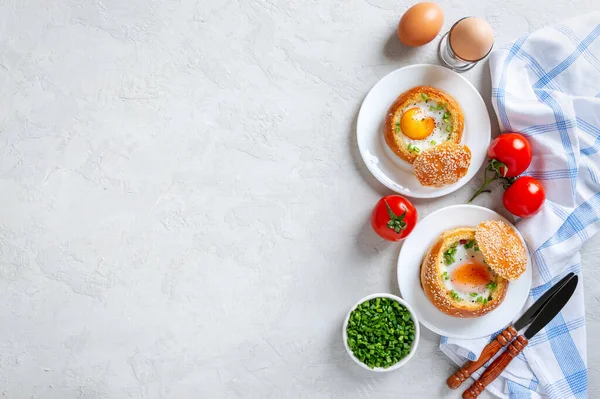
left=356, top=64, right=491, bottom=198
left=396, top=204, right=533, bottom=339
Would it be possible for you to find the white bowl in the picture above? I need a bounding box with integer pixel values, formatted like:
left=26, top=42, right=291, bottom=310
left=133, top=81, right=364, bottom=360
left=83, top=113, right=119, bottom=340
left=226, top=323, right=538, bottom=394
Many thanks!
left=342, top=293, right=420, bottom=372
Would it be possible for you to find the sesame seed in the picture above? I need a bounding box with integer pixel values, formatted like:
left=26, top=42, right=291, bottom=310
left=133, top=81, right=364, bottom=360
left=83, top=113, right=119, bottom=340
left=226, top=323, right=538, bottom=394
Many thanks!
left=475, top=221, right=527, bottom=281
left=413, top=143, right=472, bottom=188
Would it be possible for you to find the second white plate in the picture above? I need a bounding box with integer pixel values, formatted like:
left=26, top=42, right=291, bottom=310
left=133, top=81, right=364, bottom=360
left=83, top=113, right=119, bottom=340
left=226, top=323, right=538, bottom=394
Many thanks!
left=356, top=64, right=491, bottom=198
left=397, top=204, right=532, bottom=339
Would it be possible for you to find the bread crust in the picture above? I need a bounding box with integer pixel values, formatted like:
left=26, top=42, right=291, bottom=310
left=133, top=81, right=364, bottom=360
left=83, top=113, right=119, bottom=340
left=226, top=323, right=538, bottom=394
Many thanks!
left=420, top=227, right=509, bottom=318
left=384, top=85, right=465, bottom=164
left=413, top=143, right=471, bottom=187
left=475, top=220, right=527, bottom=281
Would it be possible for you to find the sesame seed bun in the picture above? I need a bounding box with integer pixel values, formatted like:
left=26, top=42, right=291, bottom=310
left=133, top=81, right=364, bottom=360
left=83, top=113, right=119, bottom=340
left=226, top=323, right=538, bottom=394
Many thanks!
left=475, top=220, right=528, bottom=281
left=413, top=143, right=472, bottom=188
left=420, top=227, right=508, bottom=318
left=384, top=86, right=465, bottom=164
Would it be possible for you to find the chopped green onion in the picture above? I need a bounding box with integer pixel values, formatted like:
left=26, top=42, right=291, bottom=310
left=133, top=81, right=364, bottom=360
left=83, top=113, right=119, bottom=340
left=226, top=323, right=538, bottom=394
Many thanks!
left=464, top=240, right=476, bottom=249
left=450, top=290, right=462, bottom=301
left=446, top=125, right=452, bottom=132
left=486, top=281, right=497, bottom=292
left=429, top=106, right=435, bottom=111
left=476, top=296, right=483, bottom=303
left=430, top=140, right=437, bottom=145
left=421, top=93, right=428, bottom=101
left=346, top=297, right=416, bottom=369
left=483, top=298, right=488, bottom=306
left=436, top=104, right=444, bottom=110
left=443, top=242, right=458, bottom=265
left=407, top=143, right=420, bottom=153
left=443, top=112, right=451, bottom=119
left=395, top=127, right=400, bottom=133
left=469, top=293, right=478, bottom=297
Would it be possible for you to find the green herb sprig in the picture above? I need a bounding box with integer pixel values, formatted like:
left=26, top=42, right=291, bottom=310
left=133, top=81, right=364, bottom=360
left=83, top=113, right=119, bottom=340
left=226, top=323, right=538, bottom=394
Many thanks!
left=346, top=297, right=416, bottom=369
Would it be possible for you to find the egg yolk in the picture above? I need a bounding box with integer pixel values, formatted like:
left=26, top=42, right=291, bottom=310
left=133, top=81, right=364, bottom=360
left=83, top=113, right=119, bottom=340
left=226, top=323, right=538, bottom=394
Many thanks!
left=400, top=108, right=435, bottom=140
left=451, top=262, right=491, bottom=292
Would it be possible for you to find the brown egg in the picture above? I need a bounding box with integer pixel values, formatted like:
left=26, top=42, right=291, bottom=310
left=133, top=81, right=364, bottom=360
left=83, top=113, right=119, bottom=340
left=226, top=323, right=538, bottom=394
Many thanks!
left=397, top=2, right=444, bottom=47
left=450, top=17, right=494, bottom=61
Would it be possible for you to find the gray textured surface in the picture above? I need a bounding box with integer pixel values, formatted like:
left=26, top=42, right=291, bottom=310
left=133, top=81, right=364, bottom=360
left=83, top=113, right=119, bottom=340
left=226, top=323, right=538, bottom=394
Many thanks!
left=0, top=0, right=599, bottom=398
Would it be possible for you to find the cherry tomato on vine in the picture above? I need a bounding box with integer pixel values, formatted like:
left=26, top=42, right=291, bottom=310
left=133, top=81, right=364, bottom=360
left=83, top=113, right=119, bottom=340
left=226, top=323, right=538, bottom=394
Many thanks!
left=469, top=133, right=534, bottom=203
left=371, top=195, right=418, bottom=241
left=487, top=133, right=533, bottom=178
left=503, top=176, right=545, bottom=217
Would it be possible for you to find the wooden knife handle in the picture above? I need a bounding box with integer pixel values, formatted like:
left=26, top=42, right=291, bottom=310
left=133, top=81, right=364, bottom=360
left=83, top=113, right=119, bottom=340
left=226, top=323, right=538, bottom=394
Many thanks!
left=462, top=335, right=529, bottom=399
left=446, top=325, right=517, bottom=389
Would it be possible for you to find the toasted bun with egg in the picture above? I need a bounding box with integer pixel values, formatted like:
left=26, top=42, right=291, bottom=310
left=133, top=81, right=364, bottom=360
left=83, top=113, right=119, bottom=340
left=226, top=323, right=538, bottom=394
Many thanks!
left=384, top=86, right=465, bottom=164
left=475, top=220, right=528, bottom=281
left=420, top=227, right=509, bottom=318
left=413, top=143, right=471, bottom=187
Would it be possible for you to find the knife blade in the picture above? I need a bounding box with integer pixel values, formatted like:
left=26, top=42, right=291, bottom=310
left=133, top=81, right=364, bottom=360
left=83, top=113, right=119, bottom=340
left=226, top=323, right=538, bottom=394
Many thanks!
left=513, top=272, right=576, bottom=331
left=524, top=275, right=578, bottom=339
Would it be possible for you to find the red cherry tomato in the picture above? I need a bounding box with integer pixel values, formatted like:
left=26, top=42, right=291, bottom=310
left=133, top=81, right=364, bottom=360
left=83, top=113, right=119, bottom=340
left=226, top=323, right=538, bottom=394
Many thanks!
left=487, top=133, right=533, bottom=178
left=371, top=195, right=418, bottom=241
left=503, top=176, right=546, bottom=217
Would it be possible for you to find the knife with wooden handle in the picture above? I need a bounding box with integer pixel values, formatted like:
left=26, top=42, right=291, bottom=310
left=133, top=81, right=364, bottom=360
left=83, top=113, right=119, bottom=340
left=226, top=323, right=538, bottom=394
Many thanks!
left=446, top=326, right=517, bottom=389
left=446, top=272, right=575, bottom=390
left=462, top=275, right=578, bottom=399
left=462, top=336, right=528, bottom=399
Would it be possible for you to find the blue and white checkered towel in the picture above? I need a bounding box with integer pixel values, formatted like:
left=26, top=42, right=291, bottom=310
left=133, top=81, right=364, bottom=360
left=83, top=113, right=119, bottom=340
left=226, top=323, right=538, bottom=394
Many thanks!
left=440, top=12, right=600, bottom=399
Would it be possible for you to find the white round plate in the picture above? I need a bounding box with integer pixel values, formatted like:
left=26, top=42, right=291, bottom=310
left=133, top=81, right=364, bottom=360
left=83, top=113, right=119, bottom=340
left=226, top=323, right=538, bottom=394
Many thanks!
left=356, top=64, right=491, bottom=198
left=397, top=205, right=532, bottom=339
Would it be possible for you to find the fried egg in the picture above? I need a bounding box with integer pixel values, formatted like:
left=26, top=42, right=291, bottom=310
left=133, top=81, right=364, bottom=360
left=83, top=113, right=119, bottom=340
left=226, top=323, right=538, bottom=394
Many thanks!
left=441, top=241, right=499, bottom=304
left=397, top=99, right=453, bottom=153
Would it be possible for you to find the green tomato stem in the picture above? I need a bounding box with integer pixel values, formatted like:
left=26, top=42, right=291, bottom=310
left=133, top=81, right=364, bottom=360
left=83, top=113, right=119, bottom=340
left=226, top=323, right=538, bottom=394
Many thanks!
left=385, top=200, right=407, bottom=233
left=467, top=159, right=509, bottom=203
